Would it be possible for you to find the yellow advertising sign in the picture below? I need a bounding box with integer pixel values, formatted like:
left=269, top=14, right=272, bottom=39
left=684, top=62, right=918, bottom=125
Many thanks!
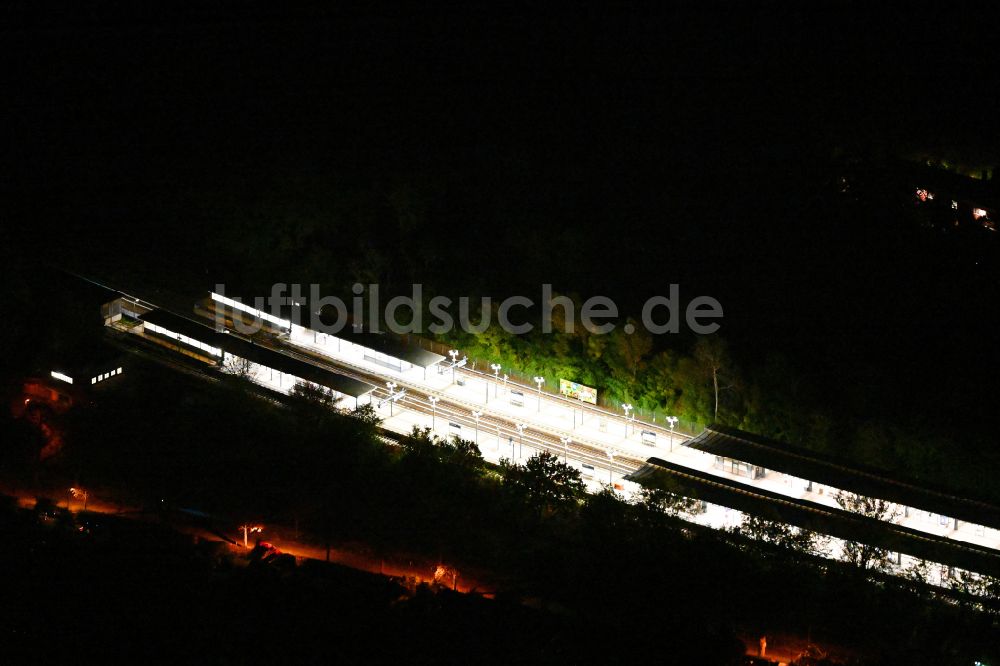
left=559, top=379, right=597, bottom=405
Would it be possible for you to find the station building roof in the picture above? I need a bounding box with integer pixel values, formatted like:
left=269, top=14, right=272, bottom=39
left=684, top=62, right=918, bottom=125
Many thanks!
left=687, top=425, right=1000, bottom=531
left=140, top=309, right=377, bottom=398
left=628, top=458, right=1000, bottom=578
left=49, top=344, right=128, bottom=385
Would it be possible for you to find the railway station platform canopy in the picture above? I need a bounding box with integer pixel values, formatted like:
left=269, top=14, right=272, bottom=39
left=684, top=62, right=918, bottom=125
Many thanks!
left=627, top=458, right=1000, bottom=580
left=139, top=309, right=377, bottom=403
left=687, top=425, right=1000, bottom=533
left=207, top=289, right=445, bottom=376
left=318, top=318, right=445, bottom=369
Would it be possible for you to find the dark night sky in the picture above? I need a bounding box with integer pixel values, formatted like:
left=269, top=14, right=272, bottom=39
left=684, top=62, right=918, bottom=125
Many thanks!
left=5, top=2, right=1000, bottom=433
left=5, top=5, right=997, bottom=193
left=6, top=4, right=998, bottom=185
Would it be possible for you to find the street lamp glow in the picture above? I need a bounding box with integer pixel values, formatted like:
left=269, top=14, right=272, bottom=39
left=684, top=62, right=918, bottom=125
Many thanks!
left=666, top=415, right=678, bottom=451
left=622, top=403, right=633, bottom=436
left=471, top=409, right=482, bottom=445
left=239, top=524, right=263, bottom=549
left=428, top=395, right=440, bottom=430
left=490, top=363, right=502, bottom=400
left=69, top=487, right=89, bottom=511
left=386, top=382, right=398, bottom=416
left=534, top=376, right=545, bottom=413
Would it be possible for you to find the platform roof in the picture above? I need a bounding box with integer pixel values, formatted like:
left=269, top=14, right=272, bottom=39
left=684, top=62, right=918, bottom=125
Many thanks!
left=686, top=425, right=1000, bottom=531
left=57, top=270, right=123, bottom=305
left=209, top=289, right=445, bottom=369
left=140, top=309, right=376, bottom=398
left=208, top=290, right=307, bottom=326
left=628, top=458, right=1000, bottom=578
left=328, top=323, right=446, bottom=369
left=141, top=308, right=221, bottom=340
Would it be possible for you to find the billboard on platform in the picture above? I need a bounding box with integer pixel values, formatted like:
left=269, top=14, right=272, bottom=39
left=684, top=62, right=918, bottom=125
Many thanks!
left=559, top=379, right=597, bottom=405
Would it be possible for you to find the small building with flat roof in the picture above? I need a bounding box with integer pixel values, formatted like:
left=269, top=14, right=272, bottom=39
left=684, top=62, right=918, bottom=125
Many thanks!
left=49, top=347, right=127, bottom=389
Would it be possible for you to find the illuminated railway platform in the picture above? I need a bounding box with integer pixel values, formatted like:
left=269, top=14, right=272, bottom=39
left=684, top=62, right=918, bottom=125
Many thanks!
left=194, top=285, right=1000, bottom=553
left=199, top=287, right=691, bottom=465
left=627, top=457, right=1000, bottom=591
left=663, top=426, right=1000, bottom=551
left=80, top=277, right=1000, bottom=586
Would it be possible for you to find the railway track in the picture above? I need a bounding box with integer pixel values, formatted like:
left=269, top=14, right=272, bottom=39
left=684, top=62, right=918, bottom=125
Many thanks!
left=249, top=333, right=648, bottom=477
left=118, top=299, right=650, bottom=478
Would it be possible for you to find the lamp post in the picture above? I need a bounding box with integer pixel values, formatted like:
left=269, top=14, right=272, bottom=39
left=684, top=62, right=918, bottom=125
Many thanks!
left=429, top=395, right=439, bottom=431
left=449, top=349, right=459, bottom=383
left=666, top=416, right=678, bottom=451
left=622, top=403, right=633, bottom=437
left=471, top=410, right=482, bottom=446
left=606, top=449, right=615, bottom=486
left=239, top=524, right=262, bottom=549
left=560, top=436, right=571, bottom=464
left=516, top=423, right=526, bottom=459
left=534, top=376, right=545, bottom=413
left=490, top=363, right=501, bottom=399
left=386, top=381, right=397, bottom=416
left=69, top=487, right=88, bottom=512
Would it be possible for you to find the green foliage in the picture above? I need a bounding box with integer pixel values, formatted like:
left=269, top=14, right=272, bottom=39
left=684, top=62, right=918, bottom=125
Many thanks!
left=639, top=487, right=705, bottom=519
left=441, top=436, right=485, bottom=470
left=350, top=403, right=382, bottom=427
left=499, top=451, right=585, bottom=511
left=438, top=302, right=735, bottom=429
left=289, top=381, right=336, bottom=407
left=834, top=492, right=901, bottom=573
left=733, top=515, right=827, bottom=556
left=397, top=426, right=484, bottom=470
left=398, top=425, right=439, bottom=457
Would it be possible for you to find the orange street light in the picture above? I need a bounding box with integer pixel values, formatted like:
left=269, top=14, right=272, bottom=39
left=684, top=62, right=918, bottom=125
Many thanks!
left=239, top=524, right=263, bottom=549
left=69, top=487, right=89, bottom=511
